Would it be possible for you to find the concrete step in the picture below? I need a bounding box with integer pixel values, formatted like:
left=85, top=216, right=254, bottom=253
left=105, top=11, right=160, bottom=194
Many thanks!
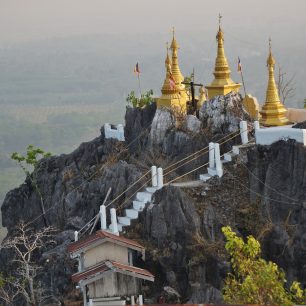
left=199, top=173, right=212, bottom=182
left=224, top=152, right=234, bottom=162
left=136, top=191, right=152, bottom=203
left=133, top=200, right=146, bottom=211
left=232, top=145, right=240, bottom=155
left=125, top=208, right=139, bottom=219
left=207, top=167, right=223, bottom=178
left=118, top=216, right=131, bottom=226
left=232, top=142, right=255, bottom=155
left=145, top=187, right=158, bottom=193
left=108, top=223, right=123, bottom=232
left=208, top=167, right=218, bottom=176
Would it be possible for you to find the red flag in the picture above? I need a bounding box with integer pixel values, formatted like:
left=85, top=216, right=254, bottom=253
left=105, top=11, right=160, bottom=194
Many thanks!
left=133, top=62, right=140, bottom=75
left=169, top=74, right=176, bottom=90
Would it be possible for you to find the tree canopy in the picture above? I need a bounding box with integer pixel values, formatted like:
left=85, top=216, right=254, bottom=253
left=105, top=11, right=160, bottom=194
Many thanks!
left=222, top=226, right=306, bottom=306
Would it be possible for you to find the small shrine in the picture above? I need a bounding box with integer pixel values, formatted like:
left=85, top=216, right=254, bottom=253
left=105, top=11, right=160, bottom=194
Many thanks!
left=68, top=209, right=154, bottom=306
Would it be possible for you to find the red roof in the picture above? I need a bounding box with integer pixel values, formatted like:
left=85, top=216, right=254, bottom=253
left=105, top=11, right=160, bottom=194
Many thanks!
left=72, top=260, right=154, bottom=283
left=68, top=230, right=145, bottom=254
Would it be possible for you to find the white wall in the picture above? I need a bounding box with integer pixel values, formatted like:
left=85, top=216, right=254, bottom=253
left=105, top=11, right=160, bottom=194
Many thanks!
left=286, top=108, right=306, bottom=123
left=104, top=123, right=125, bottom=141
left=256, top=127, right=306, bottom=146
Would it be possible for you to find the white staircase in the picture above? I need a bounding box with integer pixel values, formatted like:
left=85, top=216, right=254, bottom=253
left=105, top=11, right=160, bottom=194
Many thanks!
left=107, top=166, right=163, bottom=234
left=200, top=121, right=256, bottom=182
left=108, top=186, right=157, bottom=233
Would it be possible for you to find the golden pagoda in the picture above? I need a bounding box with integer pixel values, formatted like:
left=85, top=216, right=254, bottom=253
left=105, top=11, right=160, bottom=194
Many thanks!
left=157, top=30, right=188, bottom=112
left=260, top=39, right=290, bottom=126
left=157, top=43, right=186, bottom=111
left=206, top=16, right=241, bottom=99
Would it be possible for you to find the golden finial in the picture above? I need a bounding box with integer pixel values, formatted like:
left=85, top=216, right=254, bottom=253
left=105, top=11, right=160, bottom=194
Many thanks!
left=218, top=13, right=222, bottom=29
left=269, top=37, right=272, bottom=52
left=216, top=14, right=224, bottom=42
left=170, top=26, right=179, bottom=49
left=165, top=41, right=171, bottom=68
left=267, top=37, right=275, bottom=68
left=172, top=26, right=175, bottom=38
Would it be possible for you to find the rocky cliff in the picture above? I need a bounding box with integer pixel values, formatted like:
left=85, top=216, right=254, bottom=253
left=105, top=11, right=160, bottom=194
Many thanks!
left=1, top=92, right=306, bottom=304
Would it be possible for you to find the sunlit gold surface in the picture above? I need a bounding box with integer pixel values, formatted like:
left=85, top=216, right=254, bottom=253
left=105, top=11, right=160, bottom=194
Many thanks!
left=206, top=22, right=241, bottom=99
left=157, top=30, right=188, bottom=112
left=260, top=41, right=290, bottom=126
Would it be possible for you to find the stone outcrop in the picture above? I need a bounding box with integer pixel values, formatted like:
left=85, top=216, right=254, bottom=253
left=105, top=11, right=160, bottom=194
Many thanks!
left=247, top=140, right=306, bottom=285
left=1, top=96, right=306, bottom=304
left=149, top=109, right=175, bottom=146
left=199, top=91, right=249, bottom=134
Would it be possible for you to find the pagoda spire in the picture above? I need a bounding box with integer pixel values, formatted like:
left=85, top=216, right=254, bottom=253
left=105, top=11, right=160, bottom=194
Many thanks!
left=260, top=39, right=290, bottom=126
left=214, top=15, right=231, bottom=82
left=161, top=42, right=178, bottom=95
left=170, top=27, right=185, bottom=87
left=205, top=15, right=241, bottom=99
left=157, top=42, right=187, bottom=111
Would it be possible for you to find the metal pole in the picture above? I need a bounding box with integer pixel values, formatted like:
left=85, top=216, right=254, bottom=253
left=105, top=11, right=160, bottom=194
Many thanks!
left=240, top=70, right=247, bottom=97
left=138, top=73, right=142, bottom=97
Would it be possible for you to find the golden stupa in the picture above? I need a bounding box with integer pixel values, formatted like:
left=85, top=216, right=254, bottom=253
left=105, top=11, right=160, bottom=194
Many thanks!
left=157, top=29, right=188, bottom=112
left=206, top=16, right=241, bottom=99
left=260, top=40, right=290, bottom=126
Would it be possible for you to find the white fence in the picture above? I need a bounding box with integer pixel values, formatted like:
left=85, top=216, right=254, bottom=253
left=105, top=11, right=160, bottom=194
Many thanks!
left=255, top=125, right=306, bottom=146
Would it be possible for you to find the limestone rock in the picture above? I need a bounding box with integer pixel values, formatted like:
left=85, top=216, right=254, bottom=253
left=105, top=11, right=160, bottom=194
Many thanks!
left=150, top=109, right=175, bottom=146
left=199, top=91, right=249, bottom=134
left=124, top=102, right=156, bottom=152
left=185, top=115, right=201, bottom=133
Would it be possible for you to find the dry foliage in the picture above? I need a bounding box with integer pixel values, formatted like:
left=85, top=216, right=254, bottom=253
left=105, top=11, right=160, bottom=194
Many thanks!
left=0, top=222, right=57, bottom=306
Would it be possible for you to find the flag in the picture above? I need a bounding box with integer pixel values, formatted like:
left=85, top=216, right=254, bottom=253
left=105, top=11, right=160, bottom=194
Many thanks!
left=169, top=74, right=176, bottom=90
left=237, top=57, right=242, bottom=72
left=134, top=62, right=140, bottom=75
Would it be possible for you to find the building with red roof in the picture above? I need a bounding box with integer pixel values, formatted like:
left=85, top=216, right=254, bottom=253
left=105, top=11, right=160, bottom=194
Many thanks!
left=68, top=230, right=154, bottom=306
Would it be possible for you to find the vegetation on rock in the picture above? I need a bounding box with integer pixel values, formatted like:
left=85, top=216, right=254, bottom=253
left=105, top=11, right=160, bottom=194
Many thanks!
left=11, top=145, right=51, bottom=226
left=126, top=89, right=154, bottom=108
left=222, top=226, right=306, bottom=306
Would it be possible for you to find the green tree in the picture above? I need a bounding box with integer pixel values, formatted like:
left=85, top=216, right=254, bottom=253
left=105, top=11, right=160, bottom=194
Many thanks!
left=11, top=145, right=51, bottom=226
left=126, top=89, right=154, bottom=108
left=222, top=226, right=306, bottom=306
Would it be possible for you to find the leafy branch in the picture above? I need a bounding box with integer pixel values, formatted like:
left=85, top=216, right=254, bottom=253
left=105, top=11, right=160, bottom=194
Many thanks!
left=11, top=145, right=52, bottom=226
left=126, top=89, right=154, bottom=108
left=222, top=226, right=306, bottom=305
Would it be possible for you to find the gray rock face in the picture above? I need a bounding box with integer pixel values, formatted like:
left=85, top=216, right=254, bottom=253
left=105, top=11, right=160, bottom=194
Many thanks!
left=150, top=109, right=175, bottom=146
left=185, top=115, right=201, bottom=133
left=199, top=91, right=249, bottom=134
left=124, top=103, right=156, bottom=152
left=248, top=140, right=306, bottom=285
left=140, top=186, right=224, bottom=304
left=144, top=186, right=200, bottom=244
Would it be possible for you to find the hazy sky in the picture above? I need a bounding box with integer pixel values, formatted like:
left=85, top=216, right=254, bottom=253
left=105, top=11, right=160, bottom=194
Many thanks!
left=1, top=0, right=306, bottom=45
